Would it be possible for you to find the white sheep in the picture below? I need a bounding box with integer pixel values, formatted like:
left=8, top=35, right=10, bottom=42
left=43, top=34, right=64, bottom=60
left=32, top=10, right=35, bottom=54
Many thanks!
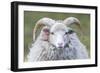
left=27, top=17, right=89, bottom=62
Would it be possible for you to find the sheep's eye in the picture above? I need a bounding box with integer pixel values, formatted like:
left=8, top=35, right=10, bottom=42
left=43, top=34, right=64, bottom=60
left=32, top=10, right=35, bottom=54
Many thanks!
left=68, top=30, right=74, bottom=34
left=65, top=30, right=74, bottom=35
left=50, top=32, right=54, bottom=35
left=65, top=32, right=68, bottom=35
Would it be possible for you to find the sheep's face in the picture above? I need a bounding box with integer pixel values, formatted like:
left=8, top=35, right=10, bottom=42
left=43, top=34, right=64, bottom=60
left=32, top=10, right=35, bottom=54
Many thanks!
left=49, top=23, right=74, bottom=49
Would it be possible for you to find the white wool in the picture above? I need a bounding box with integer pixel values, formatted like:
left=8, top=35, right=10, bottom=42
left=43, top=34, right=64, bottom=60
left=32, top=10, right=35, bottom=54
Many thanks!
left=27, top=40, right=49, bottom=61
left=27, top=17, right=89, bottom=62
left=27, top=32, right=88, bottom=61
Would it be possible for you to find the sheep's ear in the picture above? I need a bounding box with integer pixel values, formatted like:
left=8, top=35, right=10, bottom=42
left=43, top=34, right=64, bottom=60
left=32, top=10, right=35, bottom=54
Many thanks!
left=33, top=17, right=55, bottom=41
left=40, top=27, right=50, bottom=41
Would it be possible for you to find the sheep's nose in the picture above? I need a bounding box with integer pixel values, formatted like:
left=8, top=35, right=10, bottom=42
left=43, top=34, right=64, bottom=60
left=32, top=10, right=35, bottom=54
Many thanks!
left=57, top=43, right=64, bottom=48
left=58, top=43, right=63, bottom=46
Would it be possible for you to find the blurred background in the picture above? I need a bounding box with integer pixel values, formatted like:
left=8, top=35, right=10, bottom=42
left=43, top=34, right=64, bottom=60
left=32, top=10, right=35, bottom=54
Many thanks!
left=24, top=11, right=90, bottom=62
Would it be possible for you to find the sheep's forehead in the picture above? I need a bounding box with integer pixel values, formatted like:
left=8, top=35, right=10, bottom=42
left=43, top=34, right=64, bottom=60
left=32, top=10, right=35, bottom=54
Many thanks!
left=50, top=22, right=69, bottom=32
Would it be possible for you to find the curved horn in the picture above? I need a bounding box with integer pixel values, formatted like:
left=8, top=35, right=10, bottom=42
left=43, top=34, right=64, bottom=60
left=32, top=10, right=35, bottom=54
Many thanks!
left=33, top=17, right=55, bottom=41
left=63, top=17, right=83, bottom=33
left=63, top=17, right=80, bottom=26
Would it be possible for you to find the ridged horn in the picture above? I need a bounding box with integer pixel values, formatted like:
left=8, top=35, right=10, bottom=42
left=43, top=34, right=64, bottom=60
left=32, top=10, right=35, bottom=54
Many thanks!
left=63, top=17, right=83, bottom=33
left=63, top=17, right=80, bottom=26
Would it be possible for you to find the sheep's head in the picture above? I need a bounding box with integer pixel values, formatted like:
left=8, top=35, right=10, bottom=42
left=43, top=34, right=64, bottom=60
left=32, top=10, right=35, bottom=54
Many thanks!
left=33, top=17, right=81, bottom=49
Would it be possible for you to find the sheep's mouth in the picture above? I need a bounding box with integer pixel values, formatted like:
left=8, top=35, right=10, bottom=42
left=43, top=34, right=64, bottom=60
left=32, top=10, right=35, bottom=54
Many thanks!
left=57, top=43, right=69, bottom=49
left=49, top=43, right=69, bottom=50
left=57, top=46, right=64, bottom=49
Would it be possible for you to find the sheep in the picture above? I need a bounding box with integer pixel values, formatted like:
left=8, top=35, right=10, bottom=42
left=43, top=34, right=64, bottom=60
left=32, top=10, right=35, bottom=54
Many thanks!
left=27, top=17, right=89, bottom=62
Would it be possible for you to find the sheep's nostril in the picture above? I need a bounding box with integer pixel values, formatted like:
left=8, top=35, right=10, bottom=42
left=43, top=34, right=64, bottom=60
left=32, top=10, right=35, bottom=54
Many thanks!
left=58, top=43, right=63, bottom=46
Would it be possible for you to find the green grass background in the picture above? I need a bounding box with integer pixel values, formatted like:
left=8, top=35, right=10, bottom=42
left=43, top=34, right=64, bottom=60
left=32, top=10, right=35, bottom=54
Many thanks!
left=24, top=11, right=90, bottom=62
